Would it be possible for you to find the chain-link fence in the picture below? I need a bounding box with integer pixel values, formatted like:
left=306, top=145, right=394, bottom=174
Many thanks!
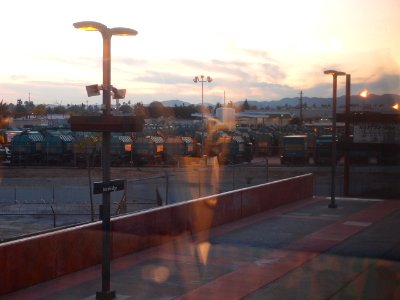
left=1, top=160, right=398, bottom=242
left=0, top=163, right=273, bottom=241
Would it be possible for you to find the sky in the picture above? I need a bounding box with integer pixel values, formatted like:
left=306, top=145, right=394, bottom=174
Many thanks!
left=0, top=0, right=399, bottom=106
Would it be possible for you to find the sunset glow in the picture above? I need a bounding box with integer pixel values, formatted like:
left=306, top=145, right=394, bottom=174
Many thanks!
left=360, top=90, right=369, bottom=98
left=0, top=0, right=399, bottom=105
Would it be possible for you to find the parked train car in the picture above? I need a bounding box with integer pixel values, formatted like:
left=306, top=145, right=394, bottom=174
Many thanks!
left=163, top=136, right=194, bottom=165
left=43, top=131, right=74, bottom=165
left=314, top=135, right=342, bottom=165
left=132, top=136, right=164, bottom=166
left=215, top=135, right=253, bottom=165
left=110, top=135, right=133, bottom=166
left=346, top=136, right=371, bottom=164
left=10, top=131, right=44, bottom=165
left=280, top=135, right=309, bottom=164
left=252, top=131, right=274, bottom=156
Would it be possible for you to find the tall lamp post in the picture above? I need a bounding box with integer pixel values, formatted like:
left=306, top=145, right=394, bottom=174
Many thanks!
left=193, top=75, right=212, bottom=156
left=73, top=21, right=137, bottom=300
left=324, top=70, right=346, bottom=209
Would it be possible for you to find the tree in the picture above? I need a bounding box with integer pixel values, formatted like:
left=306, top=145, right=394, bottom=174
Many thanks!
left=33, top=104, right=47, bottom=118
left=172, top=104, right=197, bottom=119
left=0, top=100, right=10, bottom=117
left=133, top=102, right=147, bottom=118
left=148, top=101, right=164, bottom=119
left=241, top=99, right=250, bottom=111
left=14, top=102, right=27, bottom=118
left=53, top=105, right=67, bottom=115
left=24, top=101, right=35, bottom=115
left=119, top=104, right=133, bottom=114
left=67, top=104, right=85, bottom=116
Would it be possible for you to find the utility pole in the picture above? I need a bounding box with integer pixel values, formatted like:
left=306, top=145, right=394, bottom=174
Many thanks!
left=299, top=91, right=303, bottom=125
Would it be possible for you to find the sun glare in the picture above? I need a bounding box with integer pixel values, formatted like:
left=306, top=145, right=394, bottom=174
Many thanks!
left=360, top=89, right=369, bottom=98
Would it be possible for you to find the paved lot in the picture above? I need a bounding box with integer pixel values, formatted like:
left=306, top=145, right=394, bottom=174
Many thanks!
left=2, top=196, right=400, bottom=299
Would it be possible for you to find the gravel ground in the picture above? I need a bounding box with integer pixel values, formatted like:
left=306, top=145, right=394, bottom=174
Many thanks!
left=0, top=157, right=398, bottom=242
left=0, top=166, right=162, bottom=186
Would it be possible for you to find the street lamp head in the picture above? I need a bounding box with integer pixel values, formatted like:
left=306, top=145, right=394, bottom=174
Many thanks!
left=193, top=75, right=213, bottom=83
left=110, top=27, right=138, bottom=36
left=73, top=21, right=107, bottom=32
left=324, top=69, right=346, bottom=76
left=73, top=21, right=138, bottom=36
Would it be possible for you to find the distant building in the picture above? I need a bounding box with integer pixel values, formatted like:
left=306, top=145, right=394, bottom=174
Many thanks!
left=192, top=110, right=294, bottom=127
left=10, top=114, right=69, bottom=129
left=236, top=111, right=293, bottom=127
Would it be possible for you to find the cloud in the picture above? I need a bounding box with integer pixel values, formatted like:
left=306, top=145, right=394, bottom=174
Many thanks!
left=135, top=71, right=190, bottom=85
left=0, top=81, right=87, bottom=104
left=353, top=73, right=400, bottom=95
left=240, top=49, right=274, bottom=61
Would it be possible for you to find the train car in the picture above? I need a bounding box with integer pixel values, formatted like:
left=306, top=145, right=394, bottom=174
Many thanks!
left=43, top=131, right=74, bottom=165
left=252, top=131, right=274, bottom=156
left=280, top=135, right=309, bottom=164
left=314, top=135, right=342, bottom=165
left=132, top=136, right=164, bottom=166
left=110, top=135, right=133, bottom=166
left=216, top=135, right=253, bottom=165
left=10, top=131, right=44, bottom=165
left=163, top=136, right=194, bottom=165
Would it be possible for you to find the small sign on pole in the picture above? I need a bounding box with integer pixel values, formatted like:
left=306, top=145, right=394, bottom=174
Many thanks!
left=94, top=179, right=125, bottom=194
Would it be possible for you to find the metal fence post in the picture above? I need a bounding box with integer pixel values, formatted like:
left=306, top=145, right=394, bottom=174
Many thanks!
left=165, top=170, right=169, bottom=205
left=232, top=165, right=236, bottom=190
left=198, top=169, right=201, bottom=198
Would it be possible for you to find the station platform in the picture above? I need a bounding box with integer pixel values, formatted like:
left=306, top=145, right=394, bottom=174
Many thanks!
left=2, top=196, right=400, bottom=300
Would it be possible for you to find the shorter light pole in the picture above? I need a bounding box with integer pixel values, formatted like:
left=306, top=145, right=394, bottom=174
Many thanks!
left=299, top=90, right=303, bottom=125
left=193, top=75, right=212, bottom=156
left=344, top=74, right=351, bottom=196
left=324, top=69, right=346, bottom=209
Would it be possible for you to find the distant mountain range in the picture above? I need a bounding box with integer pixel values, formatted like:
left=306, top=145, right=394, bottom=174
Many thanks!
left=161, top=94, right=400, bottom=109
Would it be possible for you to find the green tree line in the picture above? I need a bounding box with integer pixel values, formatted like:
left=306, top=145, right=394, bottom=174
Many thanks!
left=0, top=99, right=256, bottom=129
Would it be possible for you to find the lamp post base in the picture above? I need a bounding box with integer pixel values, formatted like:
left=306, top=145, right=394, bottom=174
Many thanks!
left=328, top=202, right=338, bottom=209
left=96, top=290, right=116, bottom=300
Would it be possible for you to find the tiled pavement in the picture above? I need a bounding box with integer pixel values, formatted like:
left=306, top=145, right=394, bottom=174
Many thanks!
left=2, top=196, right=400, bottom=300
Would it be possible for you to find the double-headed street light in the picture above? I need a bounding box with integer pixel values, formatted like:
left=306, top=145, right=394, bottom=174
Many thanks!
left=193, top=75, right=213, bottom=106
left=74, top=21, right=137, bottom=114
left=73, top=21, right=137, bottom=300
left=324, top=69, right=346, bottom=209
left=193, top=75, right=212, bottom=156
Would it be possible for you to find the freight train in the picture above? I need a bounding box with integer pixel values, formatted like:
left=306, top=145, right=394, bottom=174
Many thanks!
left=2, top=116, right=398, bottom=167
left=1, top=128, right=253, bottom=167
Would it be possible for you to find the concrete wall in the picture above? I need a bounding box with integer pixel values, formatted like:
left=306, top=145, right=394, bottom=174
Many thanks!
left=0, top=173, right=313, bottom=295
